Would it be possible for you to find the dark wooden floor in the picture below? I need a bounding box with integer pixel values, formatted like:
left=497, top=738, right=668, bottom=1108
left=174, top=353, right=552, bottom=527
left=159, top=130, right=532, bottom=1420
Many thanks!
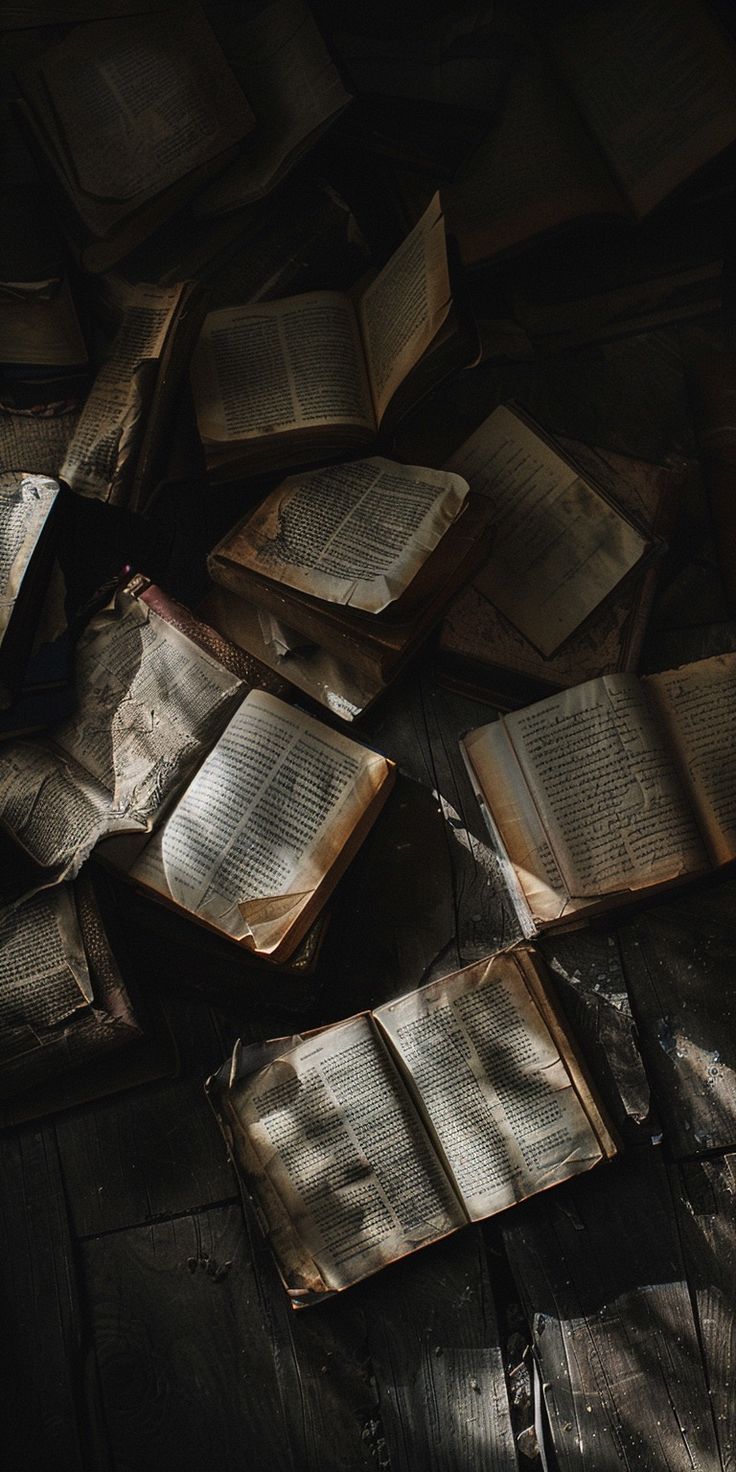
left=4, top=307, right=736, bottom=1469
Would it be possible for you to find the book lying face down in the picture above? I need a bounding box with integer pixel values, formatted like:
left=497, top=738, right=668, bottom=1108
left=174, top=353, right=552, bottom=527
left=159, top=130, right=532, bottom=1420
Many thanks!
left=207, top=946, right=616, bottom=1305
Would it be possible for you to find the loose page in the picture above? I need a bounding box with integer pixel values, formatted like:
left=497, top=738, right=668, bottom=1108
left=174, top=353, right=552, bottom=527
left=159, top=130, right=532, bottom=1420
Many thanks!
left=0, top=474, right=58, bottom=643
left=226, top=1015, right=463, bottom=1294
left=555, top=0, right=736, bottom=217
left=376, top=952, right=605, bottom=1221
left=215, top=457, right=468, bottom=613
left=191, top=293, right=375, bottom=446
left=0, top=886, right=91, bottom=1041
left=446, top=406, right=649, bottom=656
left=0, top=588, right=243, bottom=880
left=130, top=689, right=390, bottom=954
left=198, top=0, right=350, bottom=215
left=358, top=193, right=451, bottom=424
left=496, top=675, right=707, bottom=898
left=646, top=653, right=736, bottom=867
left=61, top=281, right=182, bottom=502
left=0, top=409, right=79, bottom=479
left=35, top=6, right=254, bottom=226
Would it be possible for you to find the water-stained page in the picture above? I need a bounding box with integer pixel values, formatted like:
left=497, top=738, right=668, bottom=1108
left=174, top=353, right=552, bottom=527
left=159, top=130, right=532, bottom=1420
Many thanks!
left=226, top=1015, right=463, bottom=1294
left=358, top=193, right=451, bottom=424
left=191, top=292, right=374, bottom=446
left=376, top=951, right=607, bottom=1220
left=645, top=652, right=736, bottom=867
left=130, top=689, right=391, bottom=954
left=0, top=474, right=58, bottom=641
left=215, top=456, right=468, bottom=613
left=446, top=406, right=648, bottom=657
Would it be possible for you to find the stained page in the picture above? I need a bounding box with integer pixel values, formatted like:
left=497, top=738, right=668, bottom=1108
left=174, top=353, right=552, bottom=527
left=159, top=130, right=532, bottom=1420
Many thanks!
left=0, top=410, right=79, bottom=479
left=645, top=653, right=736, bottom=867
left=358, top=192, right=451, bottom=423
left=446, top=406, right=649, bottom=657
left=191, top=292, right=374, bottom=446
left=130, top=689, right=391, bottom=954
left=0, top=474, right=58, bottom=642
left=36, top=6, right=254, bottom=218
left=480, top=675, right=707, bottom=899
left=198, top=0, right=350, bottom=215
left=555, top=0, right=736, bottom=217
left=0, top=588, right=243, bottom=880
left=215, top=457, right=468, bottom=613
left=61, top=281, right=182, bottom=502
left=225, top=1015, right=463, bottom=1294
left=376, top=952, right=606, bottom=1221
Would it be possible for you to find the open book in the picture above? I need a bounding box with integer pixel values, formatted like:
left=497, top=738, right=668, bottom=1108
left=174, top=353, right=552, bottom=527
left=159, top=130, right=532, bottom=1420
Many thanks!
left=191, top=193, right=478, bottom=477
left=0, top=473, right=64, bottom=706
left=0, top=872, right=176, bottom=1123
left=461, top=654, right=736, bottom=935
left=207, top=946, right=616, bottom=1304
left=16, top=5, right=256, bottom=271
left=439, top=0, right=736, bottom=266
left=206, top=455, right=493, bottom=705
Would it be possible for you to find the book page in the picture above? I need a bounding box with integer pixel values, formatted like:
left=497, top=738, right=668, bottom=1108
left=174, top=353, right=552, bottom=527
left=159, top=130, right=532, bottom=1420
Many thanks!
left=0, top=885, right=91, bottom=1039
left=215, top=456, right=468, bottom=613
left=498, top=675, right=707, bottom=898
left=0, top=409, right=79, bottom=481
left=61, top=281, right=182, bottom=502
left=226, top=1015, right=463, bottom=1294
left=645, top=653, right=736, bottom=867
left=130, top=689, right=391, bottom=954
left=555, top=0, right=736, bottom=216
left=0, top=474, right=58, bottom=642
left=0, top=587, right=243, bottom=879
left=38, top=6, right=254, bottom=210
left=376, top=952, right=605, bottom=1221
left=358, top=193, right=451, bottom=424
left=191, top=293, right=375, bottom=445
left=198, top=0, right=350, bottom=215
left=446, top=406, right=649, bottom=657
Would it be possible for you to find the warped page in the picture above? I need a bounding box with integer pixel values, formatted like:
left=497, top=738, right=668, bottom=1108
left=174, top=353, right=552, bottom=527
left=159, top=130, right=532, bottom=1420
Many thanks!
left=0, top=585, right=243, bottom=882
left=211, top=457, right=468, bottom=613
left=358, top=192, right=451, bottom=424
left=0, top=409, right=79, bottom=479
left=218, top=1014, right=463, bottom=1298
left=646, top=653, right=736, bottom=867
left=198, top=0, right=350, bottom=215
left=463, top=674, right=708, bottom=910
left=191, top=292, right=374, bottom=447
left=446, top=406, right=650, bottom=657
left=376, top=950, right=612, bottom=1221
left=554, top=0, right=736, bottom=218
left=0, top=475, right=58, bottom=642
left=129, top=689, right=394, bottom=957
left=61, top=281, right=183, bottom=502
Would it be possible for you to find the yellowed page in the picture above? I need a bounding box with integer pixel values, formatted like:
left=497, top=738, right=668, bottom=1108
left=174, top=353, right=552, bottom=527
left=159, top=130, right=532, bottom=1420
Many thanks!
left=191, top=293, right=375, bottom=446
left=0, top=279, right=86, bottom=368
left=215, top=456, right=468, bottom=613
left=0, top=886, right=92, bottom=1036
left=0, top=474, right=58, bottom=642
left=0, top=409, right=79, bottom=480
left=61, top=281, right=183, bottom=502
left=197, top=0, right=350, bottom=215
left=555, top=0, right=736, bottom=216
left=358, top=192, right=451, bottom=424
left=225, top=1015, right=463, bottom=1293
left=130, top=689, right=390, bottom=954
left=446, top=406, right=648, bottom=657
left=645, top=653, right=736, bottom=867
left=376, top=951, right=605, bottom=1221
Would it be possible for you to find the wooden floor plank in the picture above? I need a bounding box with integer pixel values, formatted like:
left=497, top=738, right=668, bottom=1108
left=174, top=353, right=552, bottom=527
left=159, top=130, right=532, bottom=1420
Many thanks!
left=0, top=1125, right=87, bottom=1472
left=502, top=1149, right=722, bottom=1472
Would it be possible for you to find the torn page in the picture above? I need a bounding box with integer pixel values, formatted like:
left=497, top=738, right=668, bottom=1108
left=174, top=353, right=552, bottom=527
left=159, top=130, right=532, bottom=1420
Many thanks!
left=130, top=688, right=390, bottom=953
left=215, top=457, right=468, bottom=613
left=376, top=951, right=606, bottom=1222
left=0, top=474, right=58, bottom=642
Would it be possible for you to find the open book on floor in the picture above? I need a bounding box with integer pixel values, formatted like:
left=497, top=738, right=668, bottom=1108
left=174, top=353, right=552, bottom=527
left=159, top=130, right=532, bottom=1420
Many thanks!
left=206, top=455, right=493, bottom=712
left=437, top=405, right=681, bottom=705
left=437, top=0, right=736, bottom=267
left=461, top=653, right=736, bottom=936
left=207, top=945, right=617, bottom=1305
left=190, top=193, right=480, bottom=478
left=0, top=871, right=177, bottom=1125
